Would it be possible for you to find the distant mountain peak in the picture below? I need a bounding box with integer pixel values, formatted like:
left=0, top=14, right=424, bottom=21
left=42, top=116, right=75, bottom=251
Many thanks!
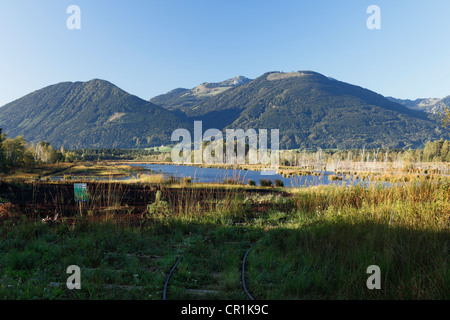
left=150, top=75, right=254, bottom=110
left=221, top=75, right=252, bottom=86
left=387, top=96, right=450, bottom=114
left=262, top=70, right=329, bottom=82
left=203, top=75, right=253, bottom=88
left=78, top=78, right=115, bottom=86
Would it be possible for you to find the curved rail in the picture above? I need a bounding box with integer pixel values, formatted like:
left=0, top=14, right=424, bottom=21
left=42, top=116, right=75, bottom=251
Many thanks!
left=242, top=244, right=255, bottom=300
left=162, top=255, right=183, bottom=300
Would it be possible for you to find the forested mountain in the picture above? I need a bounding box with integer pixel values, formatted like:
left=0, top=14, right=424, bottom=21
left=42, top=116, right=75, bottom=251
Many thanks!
left=0, top=79, right=189, bottom=149
left=154, top=71, right=447, bottom=149
left=0, top=72, right=448, bottom=149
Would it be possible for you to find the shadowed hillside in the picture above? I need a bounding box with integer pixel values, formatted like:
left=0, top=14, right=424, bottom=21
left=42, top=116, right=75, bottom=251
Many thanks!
left=0, top=79, right=190, bottom=149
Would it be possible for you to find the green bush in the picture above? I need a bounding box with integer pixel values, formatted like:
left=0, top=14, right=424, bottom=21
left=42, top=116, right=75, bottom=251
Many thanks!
left=274, top=179, right=284, bottom=187
left=260, top=179, right=273, bottom=187
left=146, top=191, right=171, bottom=218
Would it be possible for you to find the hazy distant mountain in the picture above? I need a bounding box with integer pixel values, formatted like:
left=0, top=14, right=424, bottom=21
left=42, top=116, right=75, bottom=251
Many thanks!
left=150, top=75, right=252, bottom=112
left=159, top=71, right=447, bottom=149
left=387, top=96, right=450, bottom=114
left=0, top=79, right=189, bottom=149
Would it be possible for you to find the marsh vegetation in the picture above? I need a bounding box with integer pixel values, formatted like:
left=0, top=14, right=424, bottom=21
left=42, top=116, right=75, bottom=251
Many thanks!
left=0, top=136, right=449, bottom=300
left=0, top=172, right=448, bottom=299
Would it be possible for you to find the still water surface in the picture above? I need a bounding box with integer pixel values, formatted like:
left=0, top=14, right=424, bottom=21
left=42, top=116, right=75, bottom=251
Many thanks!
left=130, top=164, right=369, bottom=188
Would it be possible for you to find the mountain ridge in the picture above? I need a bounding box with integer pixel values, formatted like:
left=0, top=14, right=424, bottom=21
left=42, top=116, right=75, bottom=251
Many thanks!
left=0, top=72, right=448, bottom=149
left=150, top=75, right=253, bottom=112
left=158, top=70, right=443, bottom=149
left=387, top=96, right=450, bottom=114
left=0, top=79, right=190, bottom=149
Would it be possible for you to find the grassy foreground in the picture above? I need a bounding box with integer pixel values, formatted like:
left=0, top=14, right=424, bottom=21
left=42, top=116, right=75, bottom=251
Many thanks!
left=0, top=179, right=448, bottom=300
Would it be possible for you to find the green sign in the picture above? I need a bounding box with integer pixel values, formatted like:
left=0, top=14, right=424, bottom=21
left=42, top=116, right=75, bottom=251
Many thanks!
left=74, top=183, right=88, bottom=202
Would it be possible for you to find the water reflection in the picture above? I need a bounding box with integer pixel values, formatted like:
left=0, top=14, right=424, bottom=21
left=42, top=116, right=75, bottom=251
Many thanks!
left=129, top=164, right=373, bottom=188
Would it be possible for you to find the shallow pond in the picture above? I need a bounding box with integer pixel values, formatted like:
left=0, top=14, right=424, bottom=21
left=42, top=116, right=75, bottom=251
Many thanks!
left=130, top=164, right=370, bottom=188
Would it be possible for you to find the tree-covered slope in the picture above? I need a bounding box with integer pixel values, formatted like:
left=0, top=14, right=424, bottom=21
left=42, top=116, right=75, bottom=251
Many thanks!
left=0, top=73, right=447, bottom=150
left=175, top=71, right=447, bottom=149
left=0, top=79, right=189, bottom=149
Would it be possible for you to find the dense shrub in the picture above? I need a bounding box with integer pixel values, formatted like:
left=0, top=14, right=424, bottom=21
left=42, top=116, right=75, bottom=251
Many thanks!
left=275, top=179, right=284, bottom=187
left=260, top=179, right=273, bottom=187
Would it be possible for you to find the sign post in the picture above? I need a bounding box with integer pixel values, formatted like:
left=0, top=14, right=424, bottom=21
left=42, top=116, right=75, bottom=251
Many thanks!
left=74, top=183, right=88, bottom=216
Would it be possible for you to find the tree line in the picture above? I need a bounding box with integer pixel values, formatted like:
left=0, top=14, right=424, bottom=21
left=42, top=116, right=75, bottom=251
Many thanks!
left=0, top=129, right=78, bottom=173
left=279, top=139, right=450, bottom=164
left=0, top=127, right=449, bottom=175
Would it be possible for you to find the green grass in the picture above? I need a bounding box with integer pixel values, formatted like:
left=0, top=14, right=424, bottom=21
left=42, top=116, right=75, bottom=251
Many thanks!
left=0, top=218, right=188, bottom=299
left=0, top=179, right=448, bottom=300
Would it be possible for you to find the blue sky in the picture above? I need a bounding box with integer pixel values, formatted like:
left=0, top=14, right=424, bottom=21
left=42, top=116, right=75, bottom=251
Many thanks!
left=0, top=0, right=449, bottom=106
